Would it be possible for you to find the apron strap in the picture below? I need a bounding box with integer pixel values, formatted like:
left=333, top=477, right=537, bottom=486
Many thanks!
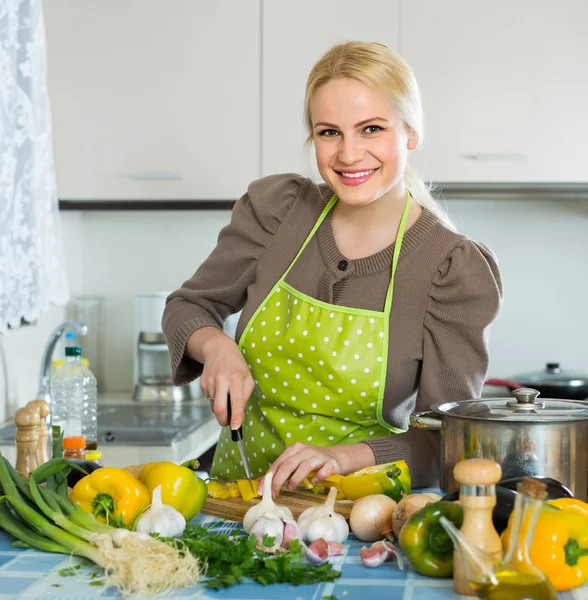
left=384, top=190, right=412, bottom=314
left=281, top=194, right=338, bottom=281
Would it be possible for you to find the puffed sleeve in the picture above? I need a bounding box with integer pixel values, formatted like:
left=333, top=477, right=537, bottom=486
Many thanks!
left=418, top=240, right=503, bottom=410
left=162, top=173, right=306, bottom=385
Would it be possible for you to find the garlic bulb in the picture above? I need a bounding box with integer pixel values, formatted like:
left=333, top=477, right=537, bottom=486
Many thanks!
left=135, top=485, right=186, bottom=537
left=242, top=471, right=293, bottom=533
left=250, top=515, right=284, bottom=551
left=298, top=486, right=349, bottom=543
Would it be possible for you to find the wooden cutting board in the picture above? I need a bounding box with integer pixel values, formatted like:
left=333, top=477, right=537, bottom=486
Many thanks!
left=202, top=489, right=353, bottom=522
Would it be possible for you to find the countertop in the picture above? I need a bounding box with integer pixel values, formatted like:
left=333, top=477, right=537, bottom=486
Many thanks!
left=0, top=392, right=221, bottom=470
left=0, top=504, right=584, bottom=600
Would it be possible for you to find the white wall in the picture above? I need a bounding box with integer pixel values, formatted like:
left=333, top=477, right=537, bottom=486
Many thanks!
left=2, top=198, right=587, bottom=418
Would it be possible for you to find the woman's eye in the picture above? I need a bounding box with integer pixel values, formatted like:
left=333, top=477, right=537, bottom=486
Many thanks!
left=364, top=125, right=383, bottom=134
left=318, top=129, right=338, bottom=137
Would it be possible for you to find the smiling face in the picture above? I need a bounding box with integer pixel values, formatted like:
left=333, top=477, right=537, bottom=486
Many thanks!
left=310, top=77, right=418, bottom=208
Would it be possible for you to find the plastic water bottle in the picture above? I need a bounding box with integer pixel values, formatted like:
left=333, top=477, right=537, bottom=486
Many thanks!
left=50, top=343, right=98, bottom=451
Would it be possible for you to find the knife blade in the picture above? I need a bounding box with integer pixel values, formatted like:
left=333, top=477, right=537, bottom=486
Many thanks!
left=227, top=395, right=255, bottom=492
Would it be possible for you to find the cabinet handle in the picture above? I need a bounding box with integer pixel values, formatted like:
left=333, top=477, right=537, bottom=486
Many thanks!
left=467, top=154, right=528, bottom=162
left=128, top=172, right=183, bottom=181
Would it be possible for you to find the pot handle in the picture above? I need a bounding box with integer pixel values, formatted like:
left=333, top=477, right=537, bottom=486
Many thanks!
left=410, top=412, right=444, bottom=430
left=485, top=378, right=523, bottom=391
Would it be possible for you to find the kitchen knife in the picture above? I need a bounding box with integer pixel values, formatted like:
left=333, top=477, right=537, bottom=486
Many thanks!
left=227, top=395, right=255, bottom=493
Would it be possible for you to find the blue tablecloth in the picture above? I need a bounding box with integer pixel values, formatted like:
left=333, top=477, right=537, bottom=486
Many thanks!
left=0, top=512, right=585, bottom=600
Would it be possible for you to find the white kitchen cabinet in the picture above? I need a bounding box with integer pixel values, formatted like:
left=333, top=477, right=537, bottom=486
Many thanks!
left=261, top=0, right=401, bottom=178
left=400, top=0, right=588, bottom=182
left=43, top=0, right=260, bottom=200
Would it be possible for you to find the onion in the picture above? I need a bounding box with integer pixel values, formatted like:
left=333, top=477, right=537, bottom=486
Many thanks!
left=349, top=495, right=397, bottom=542
left=392, top=493, right=438, bottom=537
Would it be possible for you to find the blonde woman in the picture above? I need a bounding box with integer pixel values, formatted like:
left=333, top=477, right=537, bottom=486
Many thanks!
left=163, top=41, right=503, bottom=493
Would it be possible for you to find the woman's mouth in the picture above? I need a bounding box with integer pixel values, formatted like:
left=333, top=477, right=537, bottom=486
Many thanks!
left=336, top=169, right=378, bottom=186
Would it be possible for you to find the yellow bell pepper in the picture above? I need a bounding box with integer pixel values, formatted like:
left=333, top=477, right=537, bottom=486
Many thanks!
left=301, top=474, right=346, bottom=499
left=70, top=467, right=150, bottom=527
left=547, top=498, right=588, bottom=524
left=502, top=504, right=588, bottom=591
left=340, top=460, right=410, bottom=501
left=139, top=461, right=207, bottom=521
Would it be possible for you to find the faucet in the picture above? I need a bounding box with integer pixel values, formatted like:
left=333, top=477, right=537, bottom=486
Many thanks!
left=36, top=320, right=88, bottom=404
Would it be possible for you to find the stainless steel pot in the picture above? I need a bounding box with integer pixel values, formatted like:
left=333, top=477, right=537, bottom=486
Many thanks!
left=412, top=388, right=588, bottom=500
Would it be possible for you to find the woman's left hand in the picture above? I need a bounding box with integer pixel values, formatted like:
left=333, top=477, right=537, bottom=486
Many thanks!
left=261, top=442, right=375, bottom=496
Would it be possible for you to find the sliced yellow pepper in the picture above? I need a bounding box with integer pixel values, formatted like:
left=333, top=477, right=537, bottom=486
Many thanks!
left=139, top=461, right=207, bottom=521
left=70, top=467, right=150, bottom=527
left=301, top=474, right=346, bottom=499
left=237, top=479, right=260, bottom=501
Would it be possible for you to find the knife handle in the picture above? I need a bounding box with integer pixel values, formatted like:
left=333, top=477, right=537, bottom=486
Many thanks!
left=226, top=395, right=243, bottom=442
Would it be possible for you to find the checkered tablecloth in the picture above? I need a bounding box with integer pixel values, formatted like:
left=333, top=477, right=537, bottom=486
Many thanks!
left=0, top=504, right=586, bottom=599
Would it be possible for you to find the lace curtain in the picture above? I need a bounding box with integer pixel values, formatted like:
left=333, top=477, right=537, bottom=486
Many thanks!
left=0, top=0, right=68, bottom=333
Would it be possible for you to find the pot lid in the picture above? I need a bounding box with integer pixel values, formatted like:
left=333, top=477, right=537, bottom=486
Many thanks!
left=512, top=362, right=588, bottom=388
left=432, top=388, right=588, bottom=422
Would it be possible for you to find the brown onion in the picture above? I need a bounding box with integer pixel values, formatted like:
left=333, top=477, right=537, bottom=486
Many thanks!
left=391, top=493, right=438, bottom=537
left=349, top=495, right=397, bottom=542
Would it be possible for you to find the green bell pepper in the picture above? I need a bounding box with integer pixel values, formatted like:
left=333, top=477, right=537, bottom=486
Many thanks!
left=398, top=501, right=463, bottom=578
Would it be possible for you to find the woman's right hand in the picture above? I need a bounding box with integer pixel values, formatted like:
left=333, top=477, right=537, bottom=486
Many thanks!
left=187, top=327, right=255, bottom=429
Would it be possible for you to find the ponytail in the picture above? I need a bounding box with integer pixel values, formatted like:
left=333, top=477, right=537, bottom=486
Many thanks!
left=404, top=166, right=454, bottom=230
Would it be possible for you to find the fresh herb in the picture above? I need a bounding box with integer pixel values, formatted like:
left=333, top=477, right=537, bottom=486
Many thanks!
left=89, top=581, right=104, bottom=586
left=322, top=596, right=338, bottom=600
left=163, top=523, right=341, bottom=590
left=58, top=566, right=80, bottom=577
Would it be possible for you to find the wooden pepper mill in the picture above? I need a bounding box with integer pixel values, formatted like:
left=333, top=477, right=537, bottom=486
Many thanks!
left=27, top=399, right=50, bottom=466
left=452, top=458, right=503, bottom=596
left=14, top=406, right=41, bottom=478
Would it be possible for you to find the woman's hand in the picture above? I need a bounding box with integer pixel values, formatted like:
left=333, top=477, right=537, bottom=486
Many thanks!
left=260, top=441, right=376, bottom=496
left=187, top=327, right=255, bottom=429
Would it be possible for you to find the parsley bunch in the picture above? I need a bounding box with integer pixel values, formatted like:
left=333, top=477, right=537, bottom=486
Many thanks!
left=163, top=523, right=341, bottom=590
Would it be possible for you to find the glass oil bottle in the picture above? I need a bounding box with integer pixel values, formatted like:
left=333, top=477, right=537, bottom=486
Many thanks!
left=440, top=477, right=557, bottom=600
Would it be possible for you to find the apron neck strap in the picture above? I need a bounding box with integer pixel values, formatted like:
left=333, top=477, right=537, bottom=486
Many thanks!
left=384, top=189, right=412, bottom=314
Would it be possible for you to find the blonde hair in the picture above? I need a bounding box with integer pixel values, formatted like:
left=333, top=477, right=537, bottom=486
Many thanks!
left=304, top=41, right=452, bottom=227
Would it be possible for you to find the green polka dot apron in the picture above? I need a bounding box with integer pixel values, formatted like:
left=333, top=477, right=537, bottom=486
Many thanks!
left=211, top=191, right=411, bottom=479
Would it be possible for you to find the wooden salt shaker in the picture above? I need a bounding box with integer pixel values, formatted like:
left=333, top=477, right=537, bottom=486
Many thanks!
left=14, top=406, right=41, bottom=477
left=452, top=458, right=503, bottom=596
left=27, top=400, right=50, bottom=466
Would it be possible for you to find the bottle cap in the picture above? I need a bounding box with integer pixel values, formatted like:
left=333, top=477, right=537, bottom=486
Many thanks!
left=63, top=435, right=86, bottom=449
left=65, top=346, right=82, bottom=357
left=85, top=450, right=102, bottom=461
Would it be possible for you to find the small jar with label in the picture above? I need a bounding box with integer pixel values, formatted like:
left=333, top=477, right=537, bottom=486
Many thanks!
left=62, top=435, right=86, bottom=460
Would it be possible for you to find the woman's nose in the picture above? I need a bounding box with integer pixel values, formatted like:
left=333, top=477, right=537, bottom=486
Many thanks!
left=337, top=135, right=364, bottom=164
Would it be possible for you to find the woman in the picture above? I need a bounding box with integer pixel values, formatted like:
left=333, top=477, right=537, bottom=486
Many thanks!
left=162, top=41, right=503, bottom=493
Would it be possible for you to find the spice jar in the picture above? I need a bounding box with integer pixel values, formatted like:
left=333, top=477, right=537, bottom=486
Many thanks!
left=62, top=435, right=86, bottom=459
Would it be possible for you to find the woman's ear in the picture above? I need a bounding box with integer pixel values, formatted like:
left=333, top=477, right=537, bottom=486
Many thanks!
left=407, top=129, right=419, bottom=150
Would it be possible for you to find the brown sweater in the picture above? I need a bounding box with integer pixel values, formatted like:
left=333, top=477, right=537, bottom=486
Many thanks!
left=163, top=174, right=503, bottom=487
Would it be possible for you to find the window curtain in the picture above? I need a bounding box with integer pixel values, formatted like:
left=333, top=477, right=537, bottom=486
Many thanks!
left=0, top=0, right=68, bottom=333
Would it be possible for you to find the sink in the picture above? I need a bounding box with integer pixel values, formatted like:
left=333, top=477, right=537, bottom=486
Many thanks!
left=0, top=402, right=214, bottom=447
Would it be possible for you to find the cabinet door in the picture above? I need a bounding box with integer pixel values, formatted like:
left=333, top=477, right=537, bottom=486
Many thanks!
left=262, top=0, right=400, bottom=178
left=44, top=0, right=260, bottom=200
left=401, top=0, right=588, bottom=182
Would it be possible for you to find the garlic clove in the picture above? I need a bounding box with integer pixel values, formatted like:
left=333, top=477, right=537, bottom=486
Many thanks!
left=360, top=540, right=401, bottom=568
left=281, top=517, right=301, bottom=550
left=303, top=538, right=329, bottom=564
left=326, top=541, right=345, bottom=556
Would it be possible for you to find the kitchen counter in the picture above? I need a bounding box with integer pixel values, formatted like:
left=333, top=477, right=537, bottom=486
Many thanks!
left=0, top=391, right=221, bottom=469
left=0, top=501, right=584, bottom=600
